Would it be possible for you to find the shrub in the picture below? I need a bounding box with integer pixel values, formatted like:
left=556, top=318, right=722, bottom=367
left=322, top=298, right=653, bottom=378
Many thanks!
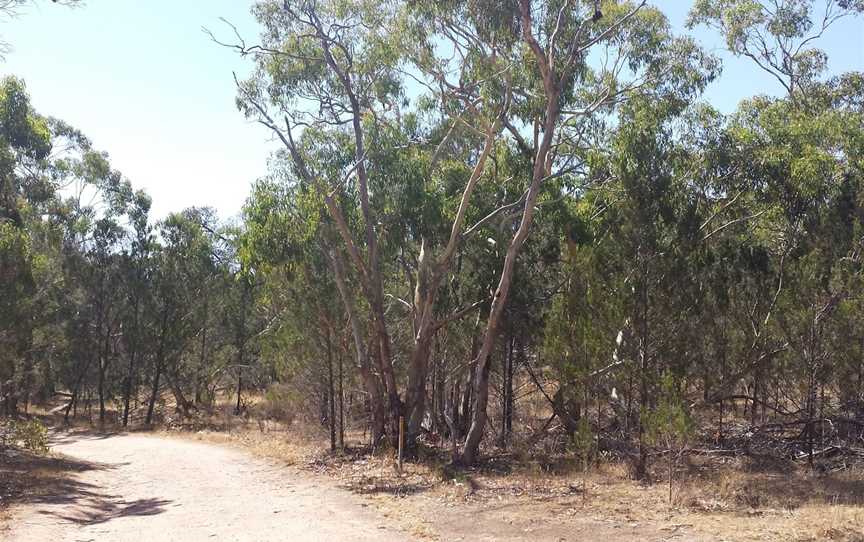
left=254, top=384, right=298, bottom=427
left=644, top=373, right=693, bottom=504
left=1, top=418, right=50, bottom=454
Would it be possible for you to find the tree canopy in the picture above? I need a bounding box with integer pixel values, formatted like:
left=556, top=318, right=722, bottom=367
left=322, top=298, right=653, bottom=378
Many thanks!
left=1, top=0, right=862, bottom=476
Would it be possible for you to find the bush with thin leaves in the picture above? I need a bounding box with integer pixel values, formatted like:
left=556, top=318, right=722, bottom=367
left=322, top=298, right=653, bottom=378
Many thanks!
left=644, top=373, right=693, bottom=504
left=1, top=419, right=50, bottom=454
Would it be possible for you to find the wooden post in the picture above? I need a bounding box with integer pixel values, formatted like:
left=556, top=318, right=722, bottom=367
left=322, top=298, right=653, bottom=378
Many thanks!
left=398, top=415, right=405, bottom=473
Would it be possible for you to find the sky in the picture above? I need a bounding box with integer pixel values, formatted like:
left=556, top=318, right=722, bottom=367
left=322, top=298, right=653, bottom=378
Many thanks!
left=2, top=1, right=862, bottom=220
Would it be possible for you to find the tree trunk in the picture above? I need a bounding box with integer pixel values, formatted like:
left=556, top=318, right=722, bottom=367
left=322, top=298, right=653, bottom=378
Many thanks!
left=459, top=15, right=563, bottom=462
left=98, top=322, right=112, bottom=424
left=327, top=326, right=336, bottom=453
left=338, top=339, right=345, bottom=450
left=65, top=349, right=93, bottom=424
left=122, top=295, right=140, bottom=427
left=146, top=309, right=170, bottom=426
left=325, top=35, right=400, bottom=444
left=167, top=371, right=195, bottom=417
left=501, top=336, right=515, bottom=447
left=235, top=366, right=243, bottom=416
left=405, top=330, right=434, bottom=453
left=329, top=247, right=386, bottom=446
left=434, top=343, right=448, bottom=437
left=235, top=284, right=248, bottom=417
left=97, top=359, right=105, bottom=423
left=196, top=311, right=208, bottom=405
left=146, top=361, right=163, bottom=426
left=460, top=114, right=559, bottom=464
left=635, top=272, right=650, bottom=480
left=459, top=367, right=474, bottom=438
left=462, top=349, right=493, bottom=465
left=373, top=311, right=402, bottom=444
left=122, top=341, right=136, bottom=427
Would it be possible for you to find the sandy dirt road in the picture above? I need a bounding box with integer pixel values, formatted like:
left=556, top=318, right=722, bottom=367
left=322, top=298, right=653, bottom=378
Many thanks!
left=4, top=432, right=404, bottom=542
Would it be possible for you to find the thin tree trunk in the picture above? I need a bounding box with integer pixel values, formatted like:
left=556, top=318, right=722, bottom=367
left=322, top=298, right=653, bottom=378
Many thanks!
left=501, top=335, right=514, bottom=448
left=460, top=101, right=560, bottom=464
left=505, top=336, right=515, bottom=443
left=430, top=353, right=439, bottom=436
left=235, top=367, right=243, bottom=416
left=98, top=322, right=112, bottom=424
left=338, top=338, right=345, bottom=450
left=636, top=273, right=649, bottom=480
left=435, top=342, right=448, bottom=437
left=328, top=247, right=386, bottom=445
left=459, top=363, right=474, bottom=438
left=459, top=4, right=564, bottom=463
left=65, top=348, right=93, bottom=424
left=146, top=309, right=170, bottom=426
left=122, top=317, right=137, bottom=427
left=327, top=326, right=336, bottom=453
left=235, top=284, right=248, bottom=417
left=122, top=284, right=142, bottom=427
left=146, top=362, right=163, bottom=426
left=196, top=307, right=208, bottom=405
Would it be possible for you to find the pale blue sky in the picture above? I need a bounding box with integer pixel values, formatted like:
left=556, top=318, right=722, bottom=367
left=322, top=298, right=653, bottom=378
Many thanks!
left=3, top=1, right=862, bottom=220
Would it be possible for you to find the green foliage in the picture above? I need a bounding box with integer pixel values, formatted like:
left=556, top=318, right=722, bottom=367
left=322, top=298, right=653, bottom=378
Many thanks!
left=644, top=373, right=693, bottom=450
left=573, top=416, right=594, bottom=460
left=688, top=0, right=862, bottom=94
left=1, top=418, right=50, bottom=454
left=0, top=1, right=862, bottom=485
left=254, top=383, right=299, bottom=426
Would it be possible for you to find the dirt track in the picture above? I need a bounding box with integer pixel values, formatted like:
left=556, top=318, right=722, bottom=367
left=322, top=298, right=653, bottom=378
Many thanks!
left=4, top=432, right=404, bottom=541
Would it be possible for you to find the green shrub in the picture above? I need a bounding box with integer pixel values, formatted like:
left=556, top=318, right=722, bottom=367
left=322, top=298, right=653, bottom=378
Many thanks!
left=644, top=373, right=693, bottom=504
left=254, top=384, right=298, bottom=427
left=6, top=419, right=51, bottom=454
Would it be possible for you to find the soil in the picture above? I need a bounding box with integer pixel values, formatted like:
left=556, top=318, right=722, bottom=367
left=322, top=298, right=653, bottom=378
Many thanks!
left=4, top=428, right=864, bottom=541
left=2, top=431, right=404, bottom=541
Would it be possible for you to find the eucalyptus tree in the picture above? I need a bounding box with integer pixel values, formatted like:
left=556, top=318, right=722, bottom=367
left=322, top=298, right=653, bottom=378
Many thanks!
left=739, top=83, right=861, bottom=462
left=0, top=75, right=138, bottom=417
left=120, top=190, right=153, bottom=426
left=144, top=210, right=216, bottom=424
left=0, top=76, right=52, bottom=414
left=222, top=0, right=508, bottom=449
left=688, top=0, right=863, bottom=98
left=49, top=120, right=138, bottom=423
left=456, top=0, right=719, bottom=464
left=241, top=175, right=354, bottom=443
left=220, top=0, right=408, bottom=441
left=690, top=0, right=864, bottom=460
left=88, top=217, right=126, bottom=423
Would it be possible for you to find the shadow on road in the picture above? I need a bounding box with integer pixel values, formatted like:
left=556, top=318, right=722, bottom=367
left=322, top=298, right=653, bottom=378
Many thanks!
left=48, top=429, right=123, bottom=446
left=37, top=494, right=172, bottom=525
left=1, top=432, right=171, bottom=526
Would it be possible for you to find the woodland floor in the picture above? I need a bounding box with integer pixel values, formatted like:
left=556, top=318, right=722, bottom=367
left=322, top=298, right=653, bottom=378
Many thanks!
left=180, top=418, right=864, bottom=542
left=2, top=421, right=864, bottom=541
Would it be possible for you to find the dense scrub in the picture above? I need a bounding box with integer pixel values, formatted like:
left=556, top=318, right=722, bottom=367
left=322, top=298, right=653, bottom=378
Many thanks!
left=1, top=0, right=863, bottom=489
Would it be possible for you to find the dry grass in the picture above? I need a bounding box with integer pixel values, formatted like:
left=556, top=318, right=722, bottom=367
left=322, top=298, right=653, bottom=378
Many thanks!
left=173, top=422, right=320, bottom=466
left=174, top=416, right=864, bottom=541
left=18, top=393, right=864, bottom=541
